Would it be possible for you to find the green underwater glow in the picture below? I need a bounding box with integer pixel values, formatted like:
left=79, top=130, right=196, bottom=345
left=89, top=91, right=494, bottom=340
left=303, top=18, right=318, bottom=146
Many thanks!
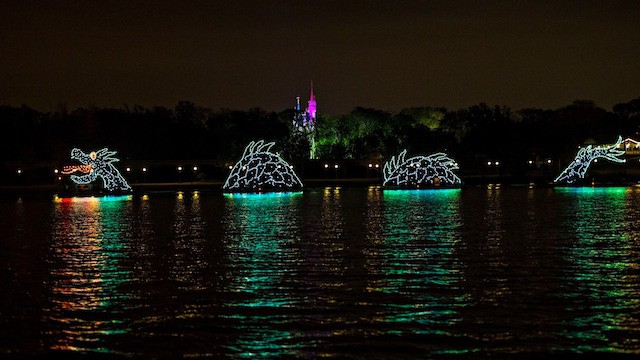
left=383, top=188, right=462, bottom=199
left=223, top=191, right=303, bottom=199
left=554, top=187, right=628, bottom=195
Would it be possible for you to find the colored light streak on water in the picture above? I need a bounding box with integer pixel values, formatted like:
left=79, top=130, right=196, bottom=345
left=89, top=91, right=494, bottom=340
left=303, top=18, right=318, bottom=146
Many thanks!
left=5, top=187, right=640, bottom=357
left=53, top=195, right=133, bottom=203
left=557, top=187, right=640, bottom=353
left=46, top=197, right=133, bottom=354
left=169, top=191, right=210, bottom=291
left=480, top=185, right=509, bottom=303
left=222, top=192, right=304, bottom=357
left=366, top=187, right=466, bottom=338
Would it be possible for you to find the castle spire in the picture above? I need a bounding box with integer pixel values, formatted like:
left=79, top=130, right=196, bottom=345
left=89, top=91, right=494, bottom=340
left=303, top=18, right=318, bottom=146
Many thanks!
left=310, top=80, right=315, bottom=101
left=306, top=80, right=316, bottom=123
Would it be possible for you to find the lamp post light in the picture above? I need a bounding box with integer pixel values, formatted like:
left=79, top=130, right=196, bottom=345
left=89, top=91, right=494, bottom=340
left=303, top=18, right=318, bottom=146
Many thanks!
left=487, top=161, right=501, bottom=176
left=142, top=167, right=147, bottom=182
left=17, top=169, right=22, bottom=175
left=177, top=165, right=183, bottom=182
left=124, top=166, right=132, bottom=183
left=334, top=164, right=339, bottom=179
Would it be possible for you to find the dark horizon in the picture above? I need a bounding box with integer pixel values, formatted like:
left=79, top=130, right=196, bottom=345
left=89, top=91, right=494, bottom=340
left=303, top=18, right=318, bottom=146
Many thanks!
left=1, top=1, right=639, bottom=114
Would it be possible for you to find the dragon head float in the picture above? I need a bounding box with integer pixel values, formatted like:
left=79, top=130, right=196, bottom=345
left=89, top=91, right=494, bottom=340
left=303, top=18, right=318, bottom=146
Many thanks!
left=554, top=136, right=625, bottom=184
left=63, top=148, right=131, bottom=192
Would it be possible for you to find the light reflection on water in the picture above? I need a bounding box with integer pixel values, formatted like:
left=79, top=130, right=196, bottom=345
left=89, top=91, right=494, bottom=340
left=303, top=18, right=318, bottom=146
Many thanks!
left=46, top=197, right=134, bottom=353
left=222, top=191, right=304, bottom=358
left=556, top=187, right=640, bottom=353
left=373, top=189, right=465, bottom=331
left=0, top=187, right=639, bottom=357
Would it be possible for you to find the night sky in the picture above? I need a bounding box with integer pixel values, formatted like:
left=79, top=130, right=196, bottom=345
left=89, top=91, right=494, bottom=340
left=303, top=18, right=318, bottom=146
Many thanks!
left=1, top=0, right=639, bottom=114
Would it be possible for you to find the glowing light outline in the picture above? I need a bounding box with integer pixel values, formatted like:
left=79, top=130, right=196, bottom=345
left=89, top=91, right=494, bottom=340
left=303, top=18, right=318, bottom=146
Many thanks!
left=67, top=148, right=132, bottom=192
left=383, top=150, right=462, bottom=187
left=223, top=140, right=304, bottom=191
left=554, top=136, right=625, bottom=184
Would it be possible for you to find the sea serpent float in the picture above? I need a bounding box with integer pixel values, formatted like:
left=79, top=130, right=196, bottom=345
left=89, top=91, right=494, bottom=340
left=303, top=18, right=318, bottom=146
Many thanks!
left=223, top=140, right=303, bottom=192
left=383, top=150, right=462, bottom=188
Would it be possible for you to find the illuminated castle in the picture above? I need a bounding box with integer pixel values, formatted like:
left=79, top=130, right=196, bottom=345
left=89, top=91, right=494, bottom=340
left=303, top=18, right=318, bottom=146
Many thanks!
left=293, top=81, right=316, bottom=132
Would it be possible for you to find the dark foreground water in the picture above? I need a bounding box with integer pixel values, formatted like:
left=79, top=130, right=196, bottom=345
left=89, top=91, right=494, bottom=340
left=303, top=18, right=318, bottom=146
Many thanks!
left=1, top=186, right=640, bottom=358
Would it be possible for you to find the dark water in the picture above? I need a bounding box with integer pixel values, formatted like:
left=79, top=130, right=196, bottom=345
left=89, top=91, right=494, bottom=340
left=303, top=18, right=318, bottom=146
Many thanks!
left=1, top=187, right=640, bottom=358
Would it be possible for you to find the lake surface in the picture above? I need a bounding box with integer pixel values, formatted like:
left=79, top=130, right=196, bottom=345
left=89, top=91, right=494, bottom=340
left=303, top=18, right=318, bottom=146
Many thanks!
left=1, top=186, right=640, bottom=358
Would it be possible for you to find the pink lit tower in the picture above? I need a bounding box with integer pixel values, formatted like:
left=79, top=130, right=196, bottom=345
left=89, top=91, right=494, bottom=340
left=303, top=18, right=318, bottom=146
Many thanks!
left=290, top=81, right=318, bottom=159
left=306, top=81, right=317, bottom=127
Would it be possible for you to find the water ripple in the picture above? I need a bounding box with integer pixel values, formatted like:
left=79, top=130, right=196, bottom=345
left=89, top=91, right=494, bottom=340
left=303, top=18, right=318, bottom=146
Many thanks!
left=0, top=188, right=639, bottom=357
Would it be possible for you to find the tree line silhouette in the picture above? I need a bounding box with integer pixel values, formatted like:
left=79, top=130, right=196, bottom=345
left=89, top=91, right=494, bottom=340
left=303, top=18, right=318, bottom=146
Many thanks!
left=1, top=98, right=639, bottom=182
